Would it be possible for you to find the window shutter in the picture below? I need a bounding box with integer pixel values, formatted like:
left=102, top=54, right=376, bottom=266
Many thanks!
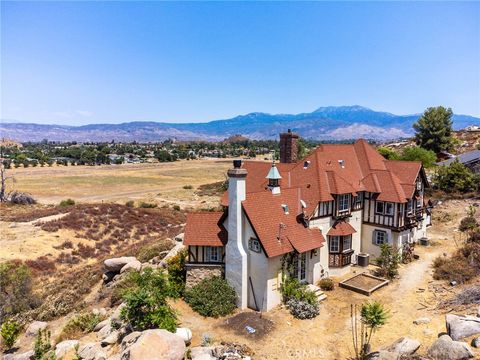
left=372, top=230, right=377, bottom=245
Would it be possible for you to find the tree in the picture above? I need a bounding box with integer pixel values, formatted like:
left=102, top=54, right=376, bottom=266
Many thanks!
left=435, top=160, right=479, bottom=193
left=413, top=106, right=454, bottom=153
left=0, top=165, right=14, bottom=202
left=376, top=243, right=401, bottom=279
left=399, top=146, right=437, bottom=168
left=377, top=147, right=399, bottom=160
left=0, top=319, right=21, bottom=350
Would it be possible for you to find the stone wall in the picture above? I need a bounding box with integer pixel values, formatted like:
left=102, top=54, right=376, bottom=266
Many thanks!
left=186, top=264, right=224, bottom=288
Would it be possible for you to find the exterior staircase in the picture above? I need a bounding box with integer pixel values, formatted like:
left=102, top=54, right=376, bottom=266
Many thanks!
left=307, top=284, right=327, bottom=302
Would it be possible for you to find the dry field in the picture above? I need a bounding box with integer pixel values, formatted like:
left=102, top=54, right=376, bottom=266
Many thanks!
left=4, top=159, right=231, bottom=207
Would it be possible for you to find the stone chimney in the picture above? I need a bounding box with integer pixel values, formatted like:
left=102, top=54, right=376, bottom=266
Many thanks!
left=225, top=160, right=248, bottom=309
left=279, top=129, right=299, bottom=163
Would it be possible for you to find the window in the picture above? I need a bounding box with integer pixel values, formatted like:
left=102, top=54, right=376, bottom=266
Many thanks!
left=416, top=180, right=422, bottom=191
left=206, top=246, right=221, bottom=262
left=407, top=199, right=413, bottom=214
left=342, top=235, right=352, bottom=252
left=249, top=238, right=261, bottom=253
left=373, top=230, right=387, bottom=246
left=330, top=236, right=340, bottom=252
left=338, top=194, right=350, bottom=213
left=376, top=201, right=394, bottom=216
left=355, top=192, right=364, bottom=205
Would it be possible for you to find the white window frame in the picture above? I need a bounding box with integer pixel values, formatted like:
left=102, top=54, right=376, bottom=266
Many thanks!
left=375, top=201, right=384, bottom=214
left=338, top=194, right=350, bottom=213
left=374, top=230, right=387, bottom=246
left=342, top=235, right=352, bottom=253
left=330, top=236, right=340, bottom=253
left=249, top=238, right=261, bottom=253
left=407, top=199, right=413, bottom=214
left=385, top=202, right=394, bottom=216
left=355, top=192, right=364, bottom=205
left=206, top=246, right=221, bottom=262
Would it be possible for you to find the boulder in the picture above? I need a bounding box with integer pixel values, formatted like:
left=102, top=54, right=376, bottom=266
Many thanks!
left=190, top=346, right=216, bottom=360
left=120, top=260, right=142, bottom=274
left=55, top=340, right=79, bottom=358
left=384, top=337, right=421, bottom=355
left=110, top=303, right=126, bottom=327
left=3, top=350, right=34, bottom=360
left=477, top=306, right=480, bottom=318
left=25, top=321, right=48, bottom=336
left=97, top=323, right=113, bottom=340
left=175, top=327, right=192, bottom=344
left=120, top=329, right=186, bottom=360
left=120, top=331, right=142, bottom=351
left=447, top=314, right=480, bottom=341
left=367, top=350, right=402, bottom=360
left=94, top=319, right=110, bottom=332
left=413, top=317, right=431, bottom=325
left=101, top=331, right=119, bottom=347
left=103, top=271, right=117, bottom=283
left=78, top=342, right=107, bottom=360
left=427, top=334, right=474, bottom=360
left=472, top=337, right=480, bottom=348
left=104, top=257, right=137, bottom=272
left=93, top=307, right=107, bottom=317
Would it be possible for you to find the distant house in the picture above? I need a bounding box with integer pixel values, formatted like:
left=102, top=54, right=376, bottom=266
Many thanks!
left=184, top=130, right=431, bottom=311
left=437, top=149, right=480, bottom=174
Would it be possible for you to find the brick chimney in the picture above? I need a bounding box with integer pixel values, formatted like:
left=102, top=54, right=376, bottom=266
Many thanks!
left=279, top=129, right=299, bottom=163
left=225, top=160, right=248, bottom=309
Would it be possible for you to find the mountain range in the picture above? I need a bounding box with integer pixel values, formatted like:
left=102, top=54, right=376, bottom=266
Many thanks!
left=1, top=106, right=478, bottom=143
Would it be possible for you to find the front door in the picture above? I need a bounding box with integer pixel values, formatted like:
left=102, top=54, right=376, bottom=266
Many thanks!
left=292, top=252, right=307, bottom=282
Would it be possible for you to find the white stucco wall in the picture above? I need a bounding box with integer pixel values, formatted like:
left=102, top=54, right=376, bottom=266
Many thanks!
left=361, top=224, right=395, bottom=259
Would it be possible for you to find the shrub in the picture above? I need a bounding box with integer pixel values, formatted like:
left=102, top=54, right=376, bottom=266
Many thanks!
left=0, top=261, right=38, bottom=320
left=433, top=255, right=478, bottom=283
left=136, top=240, right=174, bottom=263
left=59, top=198, right=75, bottom=207
left=399, top=146, right=437, bottom=168
left=120, top=268, right=177, bottom=331
left=167, top=248, right=187, bottom=298
left=185, top=276, right=236, bottom=318
left=57, top=312, right=101, bottom=342
left=376, top=244, right=401, bottom=279
left=317, top=278, right=334, bottom=291
left=435, top=160, right=479, bottom=193
left=34, top=328, right=52, bottom=360
left=377, top=147, right=399, bottom=160
left=286, top=298, right=319, bottom=319
left=125, top=200, right=135, bottom=208
left=172, top=205, right=181, bottom=211
left=138, top=202, right=157, bottom=208
left=182, top=185, right=193, bottom=190
left=459, top=216, right=479, bottom=234
left=0, top=319, right=21, bottom=349
left=25, top=256, right=56, bottom=273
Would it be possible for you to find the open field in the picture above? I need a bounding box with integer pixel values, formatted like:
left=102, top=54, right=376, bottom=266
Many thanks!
left=5, top=159, right=231, bottom=207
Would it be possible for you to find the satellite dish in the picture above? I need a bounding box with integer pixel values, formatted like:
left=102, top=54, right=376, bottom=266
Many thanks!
left=300, top=200, right=307, bottom=208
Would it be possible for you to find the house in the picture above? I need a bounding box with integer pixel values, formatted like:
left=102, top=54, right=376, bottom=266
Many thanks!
left=436, top=149, right=480, bottom=174
left=184, top=130, right=431, bottom=311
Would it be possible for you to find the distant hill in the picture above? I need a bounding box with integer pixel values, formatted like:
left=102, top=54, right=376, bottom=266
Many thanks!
left=1, top=105, right=478, bottom=142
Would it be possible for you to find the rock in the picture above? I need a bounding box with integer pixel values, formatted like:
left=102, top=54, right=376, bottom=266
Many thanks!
left=94, top=319, right=110, bottom=332
left=120, top=331, right=142, bottom=351
left=98, top=323, right=113, bottom=340
left=175, top=327, right=192, bottom=344
left=446, top=314, right=480, bottom=341
left=120, top=260, right=142, bottom=274
left=120, top=329, right=186, bottom=360
left=25, top=321, right=48, bottom=336
left=477, top=306, right=480, bottom=318
left=367, top=350, right=402, bottom=360
left=190, top=346, right=216, bottom=360
left=384, top=337, right=421, bottom=355
left=103, top=271, right=117, bottom=283
left=175, top=233, right=184, bottom=242
left=78, top=342, right=107, bottom=360
left=3, top=350, right=34, bottom=360
left=101, top=331, right=119, bottom=347
left=472, top=337, right=480, bottom=348
left=104, top=257, right=137, bottom=272
left=413, top=317, right=431, bottom=325
left=110, top=303, right=126, bottom=327
left=55, top=340, right=79, bottom=358
left=427, top=334, right=474, bottom=360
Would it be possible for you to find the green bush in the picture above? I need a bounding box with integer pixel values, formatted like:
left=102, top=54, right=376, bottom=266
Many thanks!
left=280, top=276, right=319, bottom=319
left=0, top=261, right=38, bottom=320
left=435, top=160, right=479, bottom=193
left=125, top=200, right=135, bottom=208
left=136, top=240, right=173, bottom=263
left=399, top=146, right=437, bottom=168
left=182, top=185, right=193, bottom=190
left=120, top=268, right=177, bottom=331
left=167, top=248, right=187, bottom=298
left=376, top=243, right=401, bottom=279
left=377, top=147, right=400, bottom=160
left=34, top=328, right=52, bottom=360
left=59, top=198, right=75, bottom=207
left=57, top=312, right=101, bottom=342
left=185, top=276, right=236, bottom=318
left=317, top=278, right=334, bottom=291
left=0, top=319, right=21, bottom=349
left=138, top=202, right=157, bottom=208
left=172, top=205, right=181, bottom=211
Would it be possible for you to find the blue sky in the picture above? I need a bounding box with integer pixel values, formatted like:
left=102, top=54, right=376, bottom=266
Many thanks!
left=1, top=1, right=479, bottom=125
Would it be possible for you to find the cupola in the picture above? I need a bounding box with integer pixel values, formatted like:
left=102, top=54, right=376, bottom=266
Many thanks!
left=266, top=161, right=282, bottom=194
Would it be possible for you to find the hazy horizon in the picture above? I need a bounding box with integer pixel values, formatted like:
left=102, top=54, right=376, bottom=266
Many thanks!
left=1, top=2, right=479, bottom=125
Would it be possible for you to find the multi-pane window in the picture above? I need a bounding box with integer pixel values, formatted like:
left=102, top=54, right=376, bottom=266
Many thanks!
left=338, top=194, right=350, bottom=212
left=373, top=230, right=387, bottom=246
left=376, top=201, right=394, bottom=215
left=343, top=235, right=352, bottom=252
left=330, top=236, right=340, bottom=252
left=206, top=246, right=221, bottom=262
left=407, top=199, right=413, bottom=214
left=385, top=202, right=394, bottom=215
left=355, top=192, right=364, bottom=205
left=249, top=238, right=261, bottom=253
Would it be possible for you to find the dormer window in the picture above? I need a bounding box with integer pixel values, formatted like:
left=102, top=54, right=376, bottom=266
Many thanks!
left=338, top=194, right=350, bottom=213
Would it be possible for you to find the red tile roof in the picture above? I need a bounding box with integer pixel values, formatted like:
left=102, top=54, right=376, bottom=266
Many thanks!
left=327, top=221, right=357, bottom=236
left=242, top=188, right=325, bottom=257
left=184, top=212, right=227, bottom=246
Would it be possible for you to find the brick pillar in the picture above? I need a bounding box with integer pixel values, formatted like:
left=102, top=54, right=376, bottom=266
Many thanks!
left=279, top=129, right=299, bottom=163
